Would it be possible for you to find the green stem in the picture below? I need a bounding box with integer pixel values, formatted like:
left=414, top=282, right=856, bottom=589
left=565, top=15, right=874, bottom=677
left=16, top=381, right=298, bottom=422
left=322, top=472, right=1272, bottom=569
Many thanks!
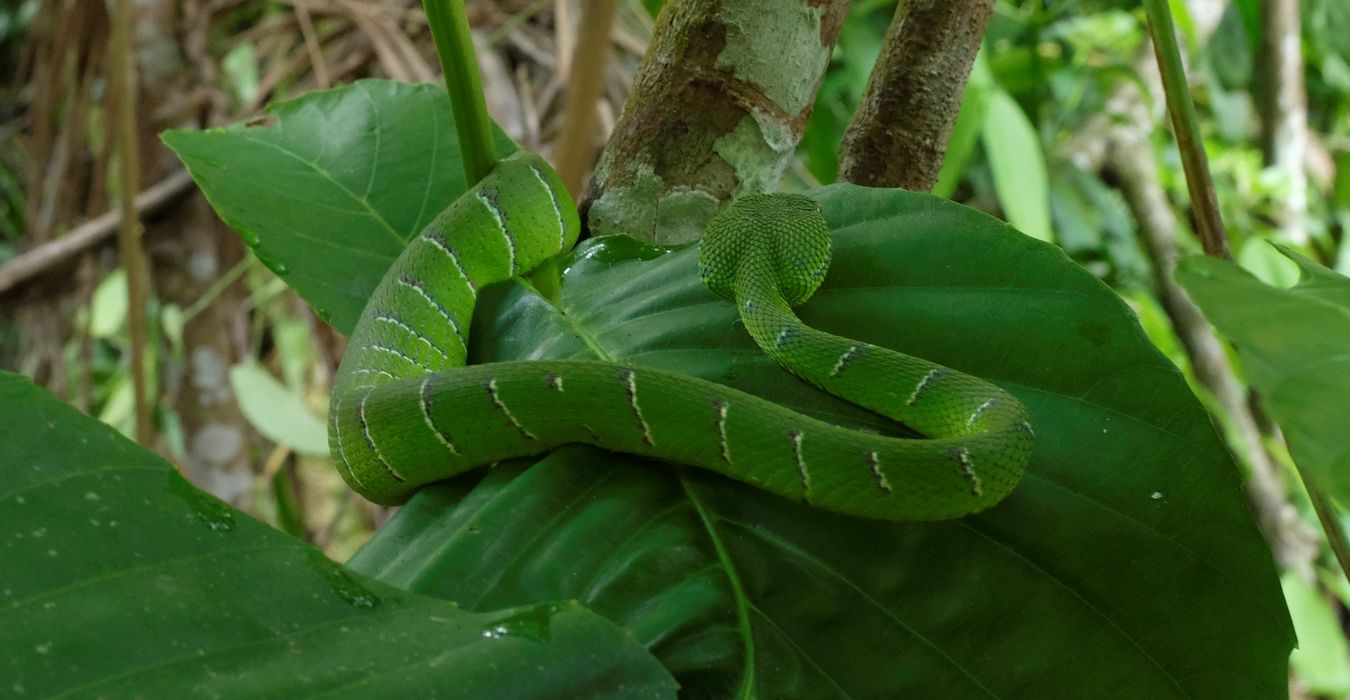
left=181, top=256, right=252, bottom=324
left=1142, top=0, right=1231, bottom=260
left=1306, top=474, right=1350, bottom=584
left=681, top=477, right=756, bottom=700
left=1146, top=0, right=1350, bottom=584
left=423, top=0, right=497, bottom=184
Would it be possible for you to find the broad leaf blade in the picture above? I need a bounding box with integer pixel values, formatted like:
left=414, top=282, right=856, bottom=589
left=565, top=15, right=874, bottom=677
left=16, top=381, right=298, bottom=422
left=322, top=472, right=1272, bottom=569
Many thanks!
left=162, top=79, right=516, bottom=334
left=0, top=372, right=676, bottom=699
left=1177, top=248, right=1350, bottom=502
left=981, top=90, right=1053, bottom=242
left=169, top=80, right=1291, bottom=696
left=229, top=361, right=329, bottom=455
left=351, top=187, right=1292, bottom=697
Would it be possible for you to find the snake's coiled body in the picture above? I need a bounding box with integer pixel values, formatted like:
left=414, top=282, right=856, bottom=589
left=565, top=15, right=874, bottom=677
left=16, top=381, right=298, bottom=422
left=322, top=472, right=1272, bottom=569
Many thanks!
left=329, top=152, right=1033, bottom=521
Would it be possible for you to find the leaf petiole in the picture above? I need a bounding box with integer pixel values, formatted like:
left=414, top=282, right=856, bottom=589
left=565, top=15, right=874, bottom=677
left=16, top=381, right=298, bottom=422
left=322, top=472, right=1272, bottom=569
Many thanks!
left=423, top=0, right=497, bottom=184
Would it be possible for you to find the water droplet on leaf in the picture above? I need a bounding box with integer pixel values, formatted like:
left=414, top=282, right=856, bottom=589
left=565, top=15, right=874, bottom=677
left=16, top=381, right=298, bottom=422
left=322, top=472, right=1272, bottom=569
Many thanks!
left=163, top=472, right=235, bottom=532
left=319, top=558, right=380, bottom=609
left=479, top=602, right=566, bottom=642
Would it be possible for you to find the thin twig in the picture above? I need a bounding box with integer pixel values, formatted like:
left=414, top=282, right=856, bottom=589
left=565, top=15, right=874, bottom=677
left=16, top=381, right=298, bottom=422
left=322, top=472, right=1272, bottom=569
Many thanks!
left=1110, top=138, right=1318, bottom=576
left=484, top=0, right=552, bottom=48
left=0, top=170, right=194, bottom=296
left=294, top=1, right=331, bottom=88
left=109, top=0, right=154, bottom=445
left=1143, top=0, right=1231, bottom=260
left=1144, top=0, right=1348, bottom=582
left=181, top=256, right=253, bottom=324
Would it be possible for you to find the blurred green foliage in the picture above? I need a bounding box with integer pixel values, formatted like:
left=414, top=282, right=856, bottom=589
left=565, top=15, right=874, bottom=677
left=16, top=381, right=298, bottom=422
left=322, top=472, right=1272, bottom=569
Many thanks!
left=4, top=0, right=1349, bottom=689
left=0, top=0, right=33, bottom=249
left=792, top=4, right=1350, bottom=690
left=800, top=0, right=1349, bottom=283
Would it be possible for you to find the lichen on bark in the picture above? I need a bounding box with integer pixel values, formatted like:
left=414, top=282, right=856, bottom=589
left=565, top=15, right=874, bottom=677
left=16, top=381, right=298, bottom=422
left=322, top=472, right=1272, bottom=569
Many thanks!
left=583, top=0, right=849, bottom=245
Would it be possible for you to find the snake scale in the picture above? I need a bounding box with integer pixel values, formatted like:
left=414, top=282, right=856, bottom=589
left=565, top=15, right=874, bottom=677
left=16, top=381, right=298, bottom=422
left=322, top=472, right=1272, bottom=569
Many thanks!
left=328, top=151, right=1033, bottom=521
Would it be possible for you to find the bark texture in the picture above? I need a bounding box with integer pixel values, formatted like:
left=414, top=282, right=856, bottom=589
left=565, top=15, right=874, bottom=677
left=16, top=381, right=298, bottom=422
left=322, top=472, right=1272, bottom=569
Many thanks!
left=583, top=0, right=850, bottom=244
left=837, top=0, right=994, bottom=190
left=1258, top=0, right=1309, bottom=245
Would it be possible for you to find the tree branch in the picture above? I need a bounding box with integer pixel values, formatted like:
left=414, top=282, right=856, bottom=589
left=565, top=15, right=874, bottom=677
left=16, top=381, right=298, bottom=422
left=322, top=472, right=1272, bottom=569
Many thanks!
left=837, top=0, right=994, bottom=190
left=1258, top=0, right=1309, bottom=246
left=0, top=170, right=194, bottom=297
left=582, top=0, right=850, bottom=245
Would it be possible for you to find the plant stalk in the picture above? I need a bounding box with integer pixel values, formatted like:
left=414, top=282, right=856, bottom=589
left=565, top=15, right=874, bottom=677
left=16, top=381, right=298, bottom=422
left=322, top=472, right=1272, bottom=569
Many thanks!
left=1145, top=0, right=1350, bottom=581
left=1142, top=0, right=1230, bottom=260
left=423, top=0, right=497, bottom=184
left=110, top=0, right=154, bottom=446
left=1306, top=473, right=1350, bottom=584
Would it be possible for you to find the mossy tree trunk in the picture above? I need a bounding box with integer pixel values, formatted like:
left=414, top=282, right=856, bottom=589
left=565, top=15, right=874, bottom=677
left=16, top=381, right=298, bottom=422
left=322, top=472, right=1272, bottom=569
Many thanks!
left=582, top=0, right=851, bottom=245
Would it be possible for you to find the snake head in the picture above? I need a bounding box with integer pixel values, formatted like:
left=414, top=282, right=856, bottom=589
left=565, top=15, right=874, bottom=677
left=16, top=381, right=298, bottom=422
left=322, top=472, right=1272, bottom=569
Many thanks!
left=699, top=193, right=832, bottom=307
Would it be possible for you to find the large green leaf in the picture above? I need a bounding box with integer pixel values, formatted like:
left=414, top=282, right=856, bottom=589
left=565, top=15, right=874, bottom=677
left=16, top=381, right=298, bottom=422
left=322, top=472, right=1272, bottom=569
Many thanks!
left=170, top=79, right=1292, bottom=696
left=162, top=79, right=516, bottom=335
left=349, top=187, right=1293, bottom=697
left=1176, top=248, right=1350, bottom=502
left=981, top=90, right=1053, bottom=242
left=0, top=372, right=676, bottom=698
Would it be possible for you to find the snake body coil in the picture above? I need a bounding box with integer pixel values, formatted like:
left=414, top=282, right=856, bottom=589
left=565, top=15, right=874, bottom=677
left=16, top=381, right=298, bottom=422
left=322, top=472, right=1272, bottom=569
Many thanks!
left=329, top=152, right=1033, bottom=521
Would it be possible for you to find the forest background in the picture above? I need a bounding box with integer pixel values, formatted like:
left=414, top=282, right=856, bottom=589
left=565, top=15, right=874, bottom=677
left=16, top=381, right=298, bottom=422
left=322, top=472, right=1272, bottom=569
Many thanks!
left=1, top=0, right=1348, bottom=695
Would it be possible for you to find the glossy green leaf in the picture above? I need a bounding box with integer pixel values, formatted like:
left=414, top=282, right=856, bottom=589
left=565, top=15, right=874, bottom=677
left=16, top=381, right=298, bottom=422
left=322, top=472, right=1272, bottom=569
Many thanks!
left=981, top=90, right=1053, bottom=241
left=347, top=186, right=1292, bottom=697
left=1283, top=572, right=1350, bottom=694
left=168, top=78, right=1291, bottom=696
left=0, top=372, right=676, bottom=698
left=162, top=79, right=517, bottom=335
left=1237, top=236, right=1300, bottom=287
left=1177, top=248, right=1350, bottom=502
left=229, top=360, right=329, bottom=455
left=933, top=49, right=993, bottom=199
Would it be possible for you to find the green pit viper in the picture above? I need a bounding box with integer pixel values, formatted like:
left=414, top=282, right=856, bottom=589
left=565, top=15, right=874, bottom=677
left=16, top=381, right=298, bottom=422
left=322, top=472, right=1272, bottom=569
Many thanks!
left=328, top=151, right=1033, bottom=521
